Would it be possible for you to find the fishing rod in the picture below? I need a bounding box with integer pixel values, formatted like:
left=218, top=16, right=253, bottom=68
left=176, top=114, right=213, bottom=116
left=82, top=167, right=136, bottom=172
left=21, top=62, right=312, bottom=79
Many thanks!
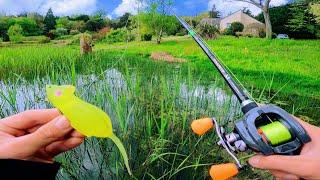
left=173, top=13, right=312, bottom=180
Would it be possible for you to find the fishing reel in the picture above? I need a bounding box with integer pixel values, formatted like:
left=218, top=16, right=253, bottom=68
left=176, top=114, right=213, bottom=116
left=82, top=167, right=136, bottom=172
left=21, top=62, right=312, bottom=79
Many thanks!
left=191, top=104, right=311, bottom=180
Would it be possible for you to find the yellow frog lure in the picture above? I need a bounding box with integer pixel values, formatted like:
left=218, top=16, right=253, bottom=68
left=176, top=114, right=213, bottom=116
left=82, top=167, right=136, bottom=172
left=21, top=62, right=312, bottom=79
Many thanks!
left=46, top=85, right=132, bottom=175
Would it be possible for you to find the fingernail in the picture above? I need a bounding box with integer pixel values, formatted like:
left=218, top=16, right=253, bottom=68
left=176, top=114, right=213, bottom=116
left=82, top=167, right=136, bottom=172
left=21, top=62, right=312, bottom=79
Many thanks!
left=248, top=155, right=261, bottom=167
left=283, top=174, right=299, bottom=180
left=55, top=116, right=70, bottom=129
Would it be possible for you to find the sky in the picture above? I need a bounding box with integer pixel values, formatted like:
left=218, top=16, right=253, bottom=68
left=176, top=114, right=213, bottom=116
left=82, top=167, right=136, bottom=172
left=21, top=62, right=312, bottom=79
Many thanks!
left=0, top=0, right=291, bottom=18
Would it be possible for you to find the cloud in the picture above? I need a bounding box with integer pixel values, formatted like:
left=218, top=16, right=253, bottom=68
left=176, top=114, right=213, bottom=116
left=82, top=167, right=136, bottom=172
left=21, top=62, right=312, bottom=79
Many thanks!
left=0, top=0, right=97, bottom=15
left=208, top=0, right=289, bottom=16
left=39, top=0, right=97, bottom=15
left=113, top=0, right=146, bottom=17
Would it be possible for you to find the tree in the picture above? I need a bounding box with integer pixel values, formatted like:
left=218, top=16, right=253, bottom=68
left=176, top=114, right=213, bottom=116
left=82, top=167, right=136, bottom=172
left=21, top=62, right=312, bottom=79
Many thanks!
left=43, top=8, right=56, bottom=34
left=15, top=17, right=42, bottom=36
left=234, top=0, right=273, bottom=38
left=255, top=5, right=291, bottom=35
left=8, top=24, right=23, bottom=43
left=243, top=7, right=254, bottom=17
left=310, top=3, right=320, bottom=23
left=139, top=0, right=177, bottom=44
left=209, top=5, right=220, bottom=18
left=286, top=3, right=319, bottom=39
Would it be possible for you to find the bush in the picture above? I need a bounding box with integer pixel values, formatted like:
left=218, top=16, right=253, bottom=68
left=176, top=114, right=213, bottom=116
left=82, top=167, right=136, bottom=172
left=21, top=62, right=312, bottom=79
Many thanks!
left=55, top=28, right=68, bottom=37
left=92, top=27, right=110, bottom=41
left=38, top=36, right=50, bottom=43
left=141, top=34, right=152, bottom=41
left=104, top=29, right=134, bottom=43
left=8, top=24, right=23, bottom=43
left=70, top=30, right=80, bottom=35
left=224, top=22, right=244, bottom=36
left=197, top=24, right=219, bottom=39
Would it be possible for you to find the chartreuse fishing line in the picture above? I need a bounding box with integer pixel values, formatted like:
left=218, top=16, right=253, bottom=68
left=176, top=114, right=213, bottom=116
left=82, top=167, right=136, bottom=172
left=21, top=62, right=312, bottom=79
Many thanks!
left=171, top=10, right=311, bottom=180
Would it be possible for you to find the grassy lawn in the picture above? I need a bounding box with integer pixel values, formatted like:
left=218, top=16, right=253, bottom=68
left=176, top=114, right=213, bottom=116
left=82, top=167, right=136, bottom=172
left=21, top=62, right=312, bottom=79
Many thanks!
left=0, top=36, right=319, bottom=179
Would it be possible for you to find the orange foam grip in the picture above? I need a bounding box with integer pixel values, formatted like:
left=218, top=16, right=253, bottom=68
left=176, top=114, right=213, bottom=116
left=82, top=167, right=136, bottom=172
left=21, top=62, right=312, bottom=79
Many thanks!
left=209, top=163, right=239, bottom=180
left=191, top=118, right=214, bottom=135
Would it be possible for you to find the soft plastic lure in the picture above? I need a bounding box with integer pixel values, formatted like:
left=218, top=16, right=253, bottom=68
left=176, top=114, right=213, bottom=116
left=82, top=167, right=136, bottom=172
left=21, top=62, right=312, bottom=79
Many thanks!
left=46, top=85, right=132, bottom=175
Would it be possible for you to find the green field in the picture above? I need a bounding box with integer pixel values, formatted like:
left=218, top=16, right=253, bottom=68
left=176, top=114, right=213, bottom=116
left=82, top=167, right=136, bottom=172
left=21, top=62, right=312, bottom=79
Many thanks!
left=0, top=36, right=319, bottom=179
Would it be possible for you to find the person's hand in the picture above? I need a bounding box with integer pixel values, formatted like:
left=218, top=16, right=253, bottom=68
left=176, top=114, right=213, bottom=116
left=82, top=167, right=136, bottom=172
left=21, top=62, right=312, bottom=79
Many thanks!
left=0, top=109, right=85, bottom=163
left=248, top=117, right=320, bottom=180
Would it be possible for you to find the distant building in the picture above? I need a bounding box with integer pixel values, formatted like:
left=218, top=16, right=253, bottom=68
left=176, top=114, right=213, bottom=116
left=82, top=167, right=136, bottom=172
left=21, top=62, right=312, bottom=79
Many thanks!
left=200, top=18, right=221, bottom=29
left=200, top=10, right=265, bottom=36
left=220, top=10, right=264, bottom=31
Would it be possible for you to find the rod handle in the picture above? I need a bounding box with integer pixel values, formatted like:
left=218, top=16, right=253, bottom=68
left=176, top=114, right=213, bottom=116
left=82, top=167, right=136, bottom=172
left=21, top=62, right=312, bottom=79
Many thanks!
left=191, top=118, right=214, bottom=135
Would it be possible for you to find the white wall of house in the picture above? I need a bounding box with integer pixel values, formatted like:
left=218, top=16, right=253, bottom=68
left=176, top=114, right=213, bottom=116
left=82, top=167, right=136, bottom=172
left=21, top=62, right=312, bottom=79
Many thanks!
left=220, top=11, right=264, bottom=31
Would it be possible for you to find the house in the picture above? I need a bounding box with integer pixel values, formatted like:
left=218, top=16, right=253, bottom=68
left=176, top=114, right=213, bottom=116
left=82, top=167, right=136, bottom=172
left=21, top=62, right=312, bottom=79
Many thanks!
left=200, top=18, right=221, bottom=29
left=200, top=10, right=265, bottom=36
left=220, top=10, right=264, bottom=31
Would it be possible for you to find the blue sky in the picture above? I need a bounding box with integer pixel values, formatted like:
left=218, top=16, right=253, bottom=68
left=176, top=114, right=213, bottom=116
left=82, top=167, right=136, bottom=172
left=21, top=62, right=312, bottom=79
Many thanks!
left=0, top=0, right=289, bottom=18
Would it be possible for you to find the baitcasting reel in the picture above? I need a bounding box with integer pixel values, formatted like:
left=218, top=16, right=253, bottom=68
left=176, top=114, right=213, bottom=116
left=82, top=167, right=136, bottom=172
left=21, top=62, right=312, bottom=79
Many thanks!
left=191, top=104, right=311, bottom=180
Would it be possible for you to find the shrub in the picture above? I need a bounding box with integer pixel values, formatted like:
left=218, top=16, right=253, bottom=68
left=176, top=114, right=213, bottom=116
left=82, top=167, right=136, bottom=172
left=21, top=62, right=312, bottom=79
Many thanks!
left=141, top=34, right=152, bottom=41
left=92, top=27, right=110, bottom=41
left=104, top=29, right=134, bottom=43
left=55, top=28, right=68, bottom=37
left=8, top=24, right=23, bottom=43
left=38, top=36, right=51, bottom=43
left=70, top=30, right=80, bottom=35
left=197, top=24, right=219, bottom=39
left=224, top=22, right=244, bottom=36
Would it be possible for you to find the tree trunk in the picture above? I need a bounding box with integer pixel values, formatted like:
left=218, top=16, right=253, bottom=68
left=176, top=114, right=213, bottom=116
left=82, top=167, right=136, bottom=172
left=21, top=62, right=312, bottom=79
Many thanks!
left=263, top=9, right=272, bottom=39
left=157, top=28, right=163, bottom=44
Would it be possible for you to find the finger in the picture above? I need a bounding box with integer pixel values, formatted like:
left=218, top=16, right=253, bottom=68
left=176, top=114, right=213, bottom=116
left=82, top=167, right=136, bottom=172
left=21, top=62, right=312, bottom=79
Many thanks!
left=248, top=155, right=314, bottom=177
left=44, top=137, right=84, bottom=156
left=9, top=116, right=73, bottom=157
left=269, top=170, right=299, bottom=180
left=71, top=131, right=85, bottom=138
left=0, top=109, right=61, bottom=134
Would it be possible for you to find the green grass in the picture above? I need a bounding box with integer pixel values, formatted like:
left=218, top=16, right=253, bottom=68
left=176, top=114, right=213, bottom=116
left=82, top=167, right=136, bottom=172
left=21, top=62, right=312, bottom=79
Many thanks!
left=0, top=36, right=319, bottom=179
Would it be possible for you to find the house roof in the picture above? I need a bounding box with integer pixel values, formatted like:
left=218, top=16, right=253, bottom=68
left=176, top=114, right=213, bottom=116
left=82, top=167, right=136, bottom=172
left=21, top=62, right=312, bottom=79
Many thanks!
left=221, top=10, right=264, bottom=25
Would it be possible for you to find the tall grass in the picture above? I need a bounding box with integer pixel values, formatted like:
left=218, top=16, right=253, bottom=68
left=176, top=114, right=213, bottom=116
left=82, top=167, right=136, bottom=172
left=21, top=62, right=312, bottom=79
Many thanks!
left=0, top=54, right=268, bottom=179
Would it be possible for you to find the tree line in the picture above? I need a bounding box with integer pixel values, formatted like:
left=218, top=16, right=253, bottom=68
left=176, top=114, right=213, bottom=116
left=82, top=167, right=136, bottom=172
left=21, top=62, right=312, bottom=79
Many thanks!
left=0, top=0, right=319, bottom=43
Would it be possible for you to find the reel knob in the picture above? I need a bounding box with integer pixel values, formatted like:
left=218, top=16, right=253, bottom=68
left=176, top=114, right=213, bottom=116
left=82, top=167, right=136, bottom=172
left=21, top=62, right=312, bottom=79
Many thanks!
left=209, top=163, right=239, bottom=180
left=191, top=118, right=214, bottom=135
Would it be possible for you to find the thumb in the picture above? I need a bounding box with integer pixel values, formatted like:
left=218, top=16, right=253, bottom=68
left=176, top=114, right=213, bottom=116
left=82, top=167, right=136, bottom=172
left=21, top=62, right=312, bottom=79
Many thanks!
left=248, top=155, right=304, bottom=175
left=14, top=116, right=73, bottom=155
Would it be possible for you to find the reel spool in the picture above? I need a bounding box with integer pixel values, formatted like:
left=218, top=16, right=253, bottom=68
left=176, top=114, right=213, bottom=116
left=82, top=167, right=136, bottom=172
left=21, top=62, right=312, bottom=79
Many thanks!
left=191, top=105, right=311, bottom=180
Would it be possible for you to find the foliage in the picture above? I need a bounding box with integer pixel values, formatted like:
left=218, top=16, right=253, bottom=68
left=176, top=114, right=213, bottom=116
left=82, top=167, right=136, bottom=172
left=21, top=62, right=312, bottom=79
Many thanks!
left=209, top=5, right=221, bottom=18
left=309, top=3, right=320, bottom=23
left=287, top=3, right=319, bottom=39
left=38, top=36, right=51, bottom=43
left=104, top=28, right=135, bottom=43
left=224, top=22, right=244, bottom=36
left=84, top=17, right=105, bottom=32
left=70, top=14, right=90, bottom=22
left=141, top=33, right=153, bottom=41
left=111, top=13, right=132, bottom=29
left=54, top=28, right=68, bottom=37
left=14, top=17, right=42, bottom=36
left=138, top=2, right=178, bottom=44
left=44, top=8, right=56, bottom=34
left=196, top=23, right=219, bottom=39
left=256, top=5, right=291, bottom=35
left=8, top=24, right=23, bottom=43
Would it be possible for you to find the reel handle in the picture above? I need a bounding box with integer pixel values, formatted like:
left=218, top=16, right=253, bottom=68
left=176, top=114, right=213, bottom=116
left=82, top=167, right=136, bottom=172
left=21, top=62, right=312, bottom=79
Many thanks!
left=209, top=163, right=239, bottom=180
left=191, top=118, right=214, bottom=135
